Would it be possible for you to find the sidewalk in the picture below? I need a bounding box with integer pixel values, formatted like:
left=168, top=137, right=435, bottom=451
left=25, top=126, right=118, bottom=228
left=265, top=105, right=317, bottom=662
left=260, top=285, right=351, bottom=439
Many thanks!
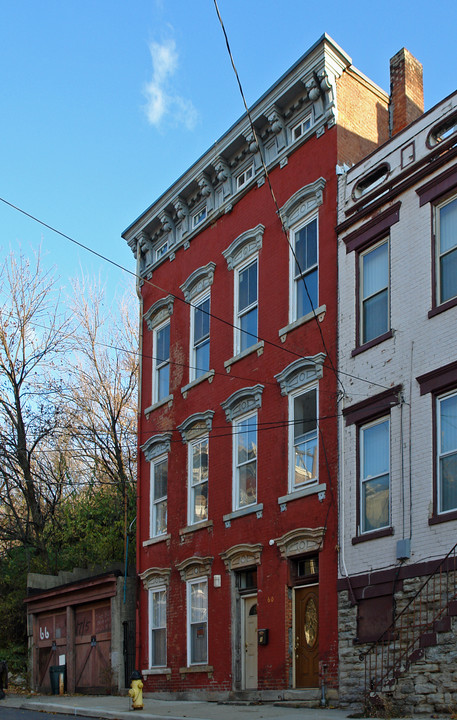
left=1, top=691, right=357, bottom=720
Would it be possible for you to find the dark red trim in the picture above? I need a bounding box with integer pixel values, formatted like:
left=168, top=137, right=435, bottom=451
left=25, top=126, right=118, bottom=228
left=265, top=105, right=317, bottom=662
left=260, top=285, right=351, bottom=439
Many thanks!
left=416, top=164, right=457, bottom=206
left=343, top=203, right=401, bottom=254
left=428, top=295, right=457, bottom=317
left=351, top=330, right=393, bottom=357
left=351, top=526, right=394, bottom=545
left=416, top=360, right=457, bottom=396
left=429, top=508, right=457, bottom=525
left=343, top=385, right=402, bottom=427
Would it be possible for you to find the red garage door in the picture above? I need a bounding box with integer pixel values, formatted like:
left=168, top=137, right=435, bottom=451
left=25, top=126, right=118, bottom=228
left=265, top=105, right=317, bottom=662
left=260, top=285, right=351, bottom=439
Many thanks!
left=75, top=601, right=111, bottom=693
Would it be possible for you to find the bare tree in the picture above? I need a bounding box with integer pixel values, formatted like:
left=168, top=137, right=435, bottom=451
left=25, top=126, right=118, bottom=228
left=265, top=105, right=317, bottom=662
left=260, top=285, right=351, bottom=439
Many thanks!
left=0, top=250, right=73, bottom=562
left=67, top=280, right=138, bottom=550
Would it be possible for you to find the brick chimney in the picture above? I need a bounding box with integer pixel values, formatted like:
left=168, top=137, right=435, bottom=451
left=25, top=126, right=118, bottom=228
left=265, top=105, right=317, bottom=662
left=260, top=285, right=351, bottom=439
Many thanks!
left=389, top=48, right=424, bottom=137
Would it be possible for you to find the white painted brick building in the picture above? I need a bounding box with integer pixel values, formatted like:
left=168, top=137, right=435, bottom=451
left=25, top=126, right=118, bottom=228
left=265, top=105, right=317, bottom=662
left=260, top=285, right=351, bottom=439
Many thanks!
left=337, top=70, right=457, bottom=712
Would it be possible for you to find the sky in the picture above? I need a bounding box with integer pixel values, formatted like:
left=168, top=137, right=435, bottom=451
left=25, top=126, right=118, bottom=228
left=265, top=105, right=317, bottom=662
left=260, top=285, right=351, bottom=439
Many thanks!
left=1, top=0, right=456, bottom=305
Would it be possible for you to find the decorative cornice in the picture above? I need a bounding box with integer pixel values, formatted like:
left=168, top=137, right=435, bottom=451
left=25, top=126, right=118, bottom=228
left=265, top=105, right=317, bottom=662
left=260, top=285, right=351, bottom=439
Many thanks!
left=275, top=353, right=326, bottom=395
left=139, top=567, right=171, bottom=590
left=221, top=384, right=264, bottom=423
left=144, top=295, right=174, bottom=331
left=222, top=224, right=265, bottom=271
left=280, top=178, right=326, bottom=230
left=274, top=527, right=325, bottom=558
left=177, top=410, right=215, bottom=443
left=159, top=212, right=174, bottom=234
left=220, top=543, right=263, bottom=571
left=176, top=556, right=213, bottom=581
left=141, top=433, right=172, bottom=462
left=198, top=173, right=212, bottom=198
left=180, top=262, right=216, bottom=302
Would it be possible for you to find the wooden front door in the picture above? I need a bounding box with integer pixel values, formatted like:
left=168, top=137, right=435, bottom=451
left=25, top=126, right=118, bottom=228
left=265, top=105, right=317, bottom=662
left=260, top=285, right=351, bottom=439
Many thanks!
left=294, top=585, right=319, bottom=687
left=243, top=596, right=258, bottom=689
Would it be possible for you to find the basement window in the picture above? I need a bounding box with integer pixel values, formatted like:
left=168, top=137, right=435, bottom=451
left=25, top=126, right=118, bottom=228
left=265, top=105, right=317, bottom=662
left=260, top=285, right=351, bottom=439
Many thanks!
left=353, top=165, right=389, bottom=199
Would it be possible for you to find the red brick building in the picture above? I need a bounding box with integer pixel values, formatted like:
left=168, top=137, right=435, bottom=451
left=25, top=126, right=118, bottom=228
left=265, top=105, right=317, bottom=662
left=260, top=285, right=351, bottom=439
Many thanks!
left=122, top=35, right=389, bottom=702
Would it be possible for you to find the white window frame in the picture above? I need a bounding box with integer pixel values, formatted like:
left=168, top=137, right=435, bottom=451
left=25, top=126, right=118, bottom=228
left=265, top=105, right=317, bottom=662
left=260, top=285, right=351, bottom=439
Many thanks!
left=150, top=454, right=168, bottom=538
left=152, top=319, right=170, bottom=403
left=437, top=390, right=457, bottom=514
left=291, top=114, right=311, bottom=142
left=148, top=586, right=167, bottom=668
left=233, top=411, right=257, bottom=510
left=435, top=195, right=457, bottom=306
left=359, top=238, right=390, bottom=345
left=236, top=164, right=254, bottom=190
left=289, top=213, right=319, bottom=323
left=154, top=239, right=169, bottom=263
left=192, top=206, right=207, bottom=228
left=359, top=417, right=390, bottom=534
left=190, top=291, right=210, bottom=382
left=234, top=256, right=258, bottom=355
left=288, top=384, right=318, bottom=492
left=187, top=578, right=208, bottom=666
left=188, top=435, right=209, bottom=525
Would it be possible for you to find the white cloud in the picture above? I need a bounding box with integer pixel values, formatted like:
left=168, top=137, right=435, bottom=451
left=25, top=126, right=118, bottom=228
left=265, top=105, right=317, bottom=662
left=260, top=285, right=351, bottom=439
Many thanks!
left=144, top=39, right=198, bottom=130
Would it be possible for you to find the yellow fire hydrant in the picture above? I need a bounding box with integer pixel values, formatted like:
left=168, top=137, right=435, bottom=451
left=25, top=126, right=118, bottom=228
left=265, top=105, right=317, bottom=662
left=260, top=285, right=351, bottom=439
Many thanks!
left=128, top=670, right=144, bottom=710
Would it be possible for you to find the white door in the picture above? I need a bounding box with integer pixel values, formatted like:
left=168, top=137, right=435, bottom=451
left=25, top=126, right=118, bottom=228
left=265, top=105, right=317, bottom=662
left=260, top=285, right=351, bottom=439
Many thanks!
left=243, top=596, right=257, bottom=689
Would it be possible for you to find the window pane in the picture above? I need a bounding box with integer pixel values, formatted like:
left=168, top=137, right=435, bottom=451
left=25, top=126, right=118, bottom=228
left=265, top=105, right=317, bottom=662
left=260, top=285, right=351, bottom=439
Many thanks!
left=440, top=454, right=457, bottom=512
left=362, top=474, right=389, bottom=532
left=237, top=417, right=257, bottom=464
left=154, top=499, right=167, bottom=535
left=151, top=628, right=166, bottom=666
left=238, top=461, right=257, bottom=506
left=363, top=289, right=388, bottom=343
left=294, top=435, right=318, bottom=486
left=192, top=439, right=208, bottom=484
left=194, top=298, right=210, bottom=343
left=240, top=306, right=257, bottom=350
left=295, top=219, right=317, bottom=273
left=154, top=459, right=167, bottom=500
left=363, top=243, right=388, bottom=298
left=192, top=481, right=208, bottom=523
left=152, top=590, right=166, bottom=627
left=195, top=340, right=210, bottom=376
left=440, top=197, right=457, bottom=254
left=296, top=267, right=318, bottom=317
left=157, top=364, right=169, bottom=400
left=363, top=421, right=389, bottom=478
left=190, top=582, right=207, bottom=622
left=294, top=390, right=317, bottom=440
left=156, top=324, right=170, bottom=363
left=190, top=623, right=207, bottom=664
left=441, top=395, right=457, bottom=454
left=440, top=247, right=457, bottom=303
left=238, top=262, right=257, bottom=312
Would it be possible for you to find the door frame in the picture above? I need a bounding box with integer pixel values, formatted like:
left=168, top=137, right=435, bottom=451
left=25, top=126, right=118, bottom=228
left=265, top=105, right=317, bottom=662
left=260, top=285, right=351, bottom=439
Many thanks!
left=292, top=581, right=318, bottom=689
left=241, top=593, right=257, bottom=690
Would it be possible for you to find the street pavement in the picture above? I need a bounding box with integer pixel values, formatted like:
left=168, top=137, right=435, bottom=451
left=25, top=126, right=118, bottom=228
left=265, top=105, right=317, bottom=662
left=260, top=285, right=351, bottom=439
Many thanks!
left=0, top=691, right=360, bottom=720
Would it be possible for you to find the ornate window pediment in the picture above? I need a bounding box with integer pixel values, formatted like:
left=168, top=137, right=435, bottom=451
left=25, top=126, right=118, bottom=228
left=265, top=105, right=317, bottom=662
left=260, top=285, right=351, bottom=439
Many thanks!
left=176, top=556, right=213, bottom=581
left=220, top=543, right=263, bottom=571
left=144, top=295, right=174, bottom=331
left=180, top=262, right=216, bottom=302
left=141, top=433, right=172, bottom=462
left=177, top=410, right=214, bottom=443
left=222, top=224, right=265, bottom=271
left=139, top=567, right=171, bottom=590
left=275, top=354, right=325, bottom=396
left=279, top=178, right=326, bottom=230
left=221, top=384, right=264, bottom=423
left=274, top=527, right=325, bottom=558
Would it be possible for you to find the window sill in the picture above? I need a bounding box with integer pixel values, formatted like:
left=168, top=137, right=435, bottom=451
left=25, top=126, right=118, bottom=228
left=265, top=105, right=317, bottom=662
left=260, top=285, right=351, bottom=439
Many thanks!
left=279, top=305, right=326, bottom=341
left=278, top=483, right=326, bottom=507
left=352, top=526, right=393, bottom=545
left=144, top=395, right=173, bottom=416
left=142, top=667, right=171, bottom=676
left=351, top=330, right=393, bottom=357
left=429, top=509, right=457, bottom=525
left=224, top=341, right=264, bottom=372
left=179, top=665, right=213, bottom=675
left=428, top=296, right=457, bottom=318
left=223, top=503, right=263, bottom=525
left=143, top=533, right=171, bottom=547
left=179, top=520, right=213, bottom=536
left=181, top=370, right=215, bottom=397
